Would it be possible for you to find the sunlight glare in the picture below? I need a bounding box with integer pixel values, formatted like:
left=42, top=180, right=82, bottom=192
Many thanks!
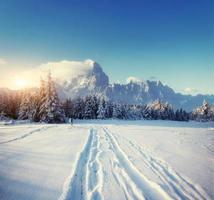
left=15, top=79, right=28, bottom=89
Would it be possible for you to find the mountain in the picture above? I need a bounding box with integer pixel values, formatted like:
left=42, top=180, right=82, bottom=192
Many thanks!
left=55, top=60, right=109, bottom=99
left=104, top=81, right=214, bottom=111
left=1, top=60, right=213, bottom=111
left=54, top=60, right=214, bottom=111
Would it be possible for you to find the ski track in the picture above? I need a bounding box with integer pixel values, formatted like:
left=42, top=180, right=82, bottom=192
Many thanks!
left=0, top=126, right=53, bottom=144
left=59, top=126, right=211, bottom=200
left=108, top=128, right=211, bottom=200
left=106, top=132, right=146, bottom=200
left=103, top=127, right=171, bottom=200
left=59, top=128, right=104, bottom=200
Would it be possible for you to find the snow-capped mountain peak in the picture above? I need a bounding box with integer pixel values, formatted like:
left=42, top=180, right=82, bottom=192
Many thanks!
left=49, top=59, right=108, bottom=99
left=46, top=59, right=214, bottom=111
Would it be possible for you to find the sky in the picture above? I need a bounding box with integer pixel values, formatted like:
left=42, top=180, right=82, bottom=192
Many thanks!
left=0, top=0, right=213, bottom=94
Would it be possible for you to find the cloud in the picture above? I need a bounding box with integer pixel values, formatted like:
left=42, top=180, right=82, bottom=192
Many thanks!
left=3, top=59, right=96, bottom=89
left=39, top=59, right=95, bottom=83
left=184, top=87, right=199, bottom=95
left=0, top=58, right=7, bottom=65
left=126, top=76, right=141, bottom=83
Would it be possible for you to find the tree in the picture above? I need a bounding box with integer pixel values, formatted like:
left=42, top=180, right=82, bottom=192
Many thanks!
left=191, top=100, right=213, bottom=121
left=40, top=72, right=66, bottom=123
left=36, top=78, right=46, bottom=121
left=18, top=91, right=37, bottom=121
left=0, top=93, right=7, bottom=116
left=84, top=96, right=94, bottom=119
left=73, top=97, right=84, bottom=119
left=63, top=99, right=74, bottom=118
left=105, top=101, right=113, bottom=118
left=112, top=103, right=125, bottom=119
left=202, top=100, right=209, bottom=115
left=97, top=98, right=106, bottom=119
left=0, top=111, right=8, bottom=121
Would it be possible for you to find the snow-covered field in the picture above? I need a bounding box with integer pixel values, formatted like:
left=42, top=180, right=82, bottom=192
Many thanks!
left=0, top=120, right=213, bottom=200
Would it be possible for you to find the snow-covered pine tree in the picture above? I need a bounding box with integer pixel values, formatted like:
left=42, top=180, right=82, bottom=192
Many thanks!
left=120, top=104, right=128, bottom=119
left=143, top=104, right=151, bottom=119
left=202, top=100, right=209, bottom=115
left=18, top=91, right=37, bottom=121
left=112, top=103, right=119, bottom=119
left=128, top=104, right=143, bottom=120
left=191, top=100, right=212, bottom=121
left=112, top=103, right=125, bottom=119
left=37, top=78, right=47, bottom=121
left=92, top=96, right=99, bottom=119
left=63, top=98, right=74, bottom=118
left=83, top=96, right=94, bottom=119
left=73, top=97, right=84, bottom=119
left=40, top=72, right=66, bottom=123
left=105, top=100, right=113, bottom=118
left=18, top=91, right=29, bottom=120
left=143, top=100, right=176, bottom=120
left=97, top=98, right=106, bottom=119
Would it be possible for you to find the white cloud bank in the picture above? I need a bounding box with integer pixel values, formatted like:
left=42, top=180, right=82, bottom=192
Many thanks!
left=39, top=59, right=95, bottom=83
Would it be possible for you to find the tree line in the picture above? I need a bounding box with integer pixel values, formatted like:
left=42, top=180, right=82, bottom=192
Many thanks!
left=0, top=74, right=213, bottom=123
left=62, top=97, right=189, bottom=121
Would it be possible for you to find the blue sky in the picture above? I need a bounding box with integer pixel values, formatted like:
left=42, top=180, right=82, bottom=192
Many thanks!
left=0, top=0, right=213, bottom=94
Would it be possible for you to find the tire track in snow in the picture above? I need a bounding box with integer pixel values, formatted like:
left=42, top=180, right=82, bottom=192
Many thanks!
left=103, top=127, right=171, bottom=200
left=111, top=129, right=211, bottom=200
left=59, top=128, right=104, bottom=200
left=0, top=126, right=53, bottom=144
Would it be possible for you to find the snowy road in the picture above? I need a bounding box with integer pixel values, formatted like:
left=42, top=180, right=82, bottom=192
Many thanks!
left=0, top=121, right=213, bottom=200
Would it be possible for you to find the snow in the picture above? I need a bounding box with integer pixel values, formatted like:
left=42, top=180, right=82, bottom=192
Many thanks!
left=0, top=124, right=88, bottom=200
left=0, top=120, right=213, bottom=200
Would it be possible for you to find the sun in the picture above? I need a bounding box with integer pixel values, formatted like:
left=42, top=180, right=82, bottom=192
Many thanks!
left=15, top=79, right=28, bottom=89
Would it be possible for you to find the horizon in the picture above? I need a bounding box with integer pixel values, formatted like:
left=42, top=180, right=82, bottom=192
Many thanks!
left=0, top=0, right=214, bottom=94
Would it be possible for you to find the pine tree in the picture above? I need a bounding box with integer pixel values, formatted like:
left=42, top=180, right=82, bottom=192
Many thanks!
left=37, top=78, right=46, bottom=121
left=112, top=103, right=124, bottom=119
left=97, top=98, right=106, bottom=119
left=91, top=96, right=99, bottom=119
left=128, top=104, right=143, bottom=120
left=73, top=97, right=84, bottom=119
left=112, top=103, right=119, bottom=119
left=191, top=100, right=212, bottom=121
left=18, top=91, right=37, bottom=121
left=84, top=96, right=94, bottom=119
left=18, top=91, right=29, bottom=120
left=105, top=101, right=113, bottom=118
left=0, top=111, right=8, bottom=121
left=40, top=72, right=66, bottom=123
left=63, top=99, right=74, bottom=118
left=202, top=100, right=209, bottom=115
left=0, top=93, right=7, bottom=115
